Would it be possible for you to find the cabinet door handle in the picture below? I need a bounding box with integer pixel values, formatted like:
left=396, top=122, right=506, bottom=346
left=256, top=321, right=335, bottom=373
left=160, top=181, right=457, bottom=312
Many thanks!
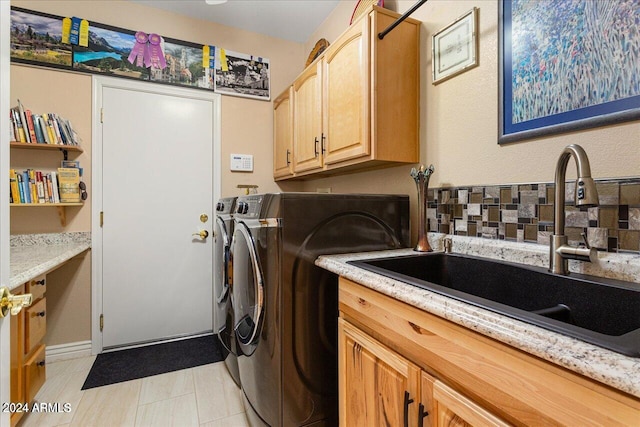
left=404, top=391, right=414, bottom=427
left=314, top=137, right=319, bottom=157
left=286, top=149, right=291, bottom=165
left=321, top=133, right=326, bottom=154
left=418, top=403, right=429, bottom=427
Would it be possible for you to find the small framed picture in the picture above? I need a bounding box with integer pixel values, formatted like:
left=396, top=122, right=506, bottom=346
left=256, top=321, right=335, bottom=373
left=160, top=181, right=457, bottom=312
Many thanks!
left=432, top=8, right=479, bottom=84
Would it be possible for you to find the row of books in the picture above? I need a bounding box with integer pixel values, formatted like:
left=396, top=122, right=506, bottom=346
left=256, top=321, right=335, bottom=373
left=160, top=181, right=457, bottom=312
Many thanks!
left=9, top=99, right=80, bottom=146
left=9, top=168, right=81, bottom=204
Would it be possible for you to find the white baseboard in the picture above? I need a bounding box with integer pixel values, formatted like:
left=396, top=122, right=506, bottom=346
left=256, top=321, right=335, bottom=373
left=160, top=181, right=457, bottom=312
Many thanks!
left=45, top=340, right=93, bottom=363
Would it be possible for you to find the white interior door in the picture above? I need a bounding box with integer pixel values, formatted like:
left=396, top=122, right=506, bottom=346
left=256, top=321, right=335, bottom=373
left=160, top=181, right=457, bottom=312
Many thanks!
left=97, top=79, right=218, bottom=349
left=1, top=2, right=11, bottom=424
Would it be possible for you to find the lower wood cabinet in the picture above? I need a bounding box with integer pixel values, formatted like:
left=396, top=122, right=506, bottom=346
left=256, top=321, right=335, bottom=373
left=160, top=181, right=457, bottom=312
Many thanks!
left=10, top=274, right=47, bottom=427
left=339, top=318, right=509, bottom=427
left=338, top=277, right=640, bottom=426
left=339, top=318, right=421, bottom=426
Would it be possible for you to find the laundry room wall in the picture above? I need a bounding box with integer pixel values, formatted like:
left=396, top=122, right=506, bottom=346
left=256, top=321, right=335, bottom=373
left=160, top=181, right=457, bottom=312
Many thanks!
left=10, top=0, right=307, bottom=346
left=299, top=0, right=640, bottom=244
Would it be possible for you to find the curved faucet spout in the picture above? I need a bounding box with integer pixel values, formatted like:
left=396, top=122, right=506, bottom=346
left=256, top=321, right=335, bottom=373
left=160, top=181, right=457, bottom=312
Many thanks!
left=551, top=144, right=599, bottom=275
left=554, top=144, right=598, bottom=236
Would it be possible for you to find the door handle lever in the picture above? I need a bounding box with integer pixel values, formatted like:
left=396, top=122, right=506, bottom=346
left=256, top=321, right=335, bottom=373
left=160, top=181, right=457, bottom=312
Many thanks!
left=192, top=230, right=209, bottom=239
left=0, top=287, right=33, bottom=318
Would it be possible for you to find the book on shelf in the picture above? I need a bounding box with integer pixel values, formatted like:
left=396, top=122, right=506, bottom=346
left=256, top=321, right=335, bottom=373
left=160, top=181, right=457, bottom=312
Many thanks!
left=31, top=114, right=45, bottom=144
left=9, top=169, right=20, bottom=204
left=24, top=109, right=38, bottom=144
left=9, top=100, right=81, bottom=146
left=11, top=109, right=27, bottom=142
left=57, top=167, right=80, bottom=203
left=16, top=99, right=31, bottom=143
left=9, top=111, right=16, bottom=142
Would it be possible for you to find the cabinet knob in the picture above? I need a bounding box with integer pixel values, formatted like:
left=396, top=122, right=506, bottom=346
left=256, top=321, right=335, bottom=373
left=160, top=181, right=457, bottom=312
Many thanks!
left=35, top=310, right=46, bottom=318
left=35, top=279, right=45, bottom=286
left=37, top=360, right=46, bottom=367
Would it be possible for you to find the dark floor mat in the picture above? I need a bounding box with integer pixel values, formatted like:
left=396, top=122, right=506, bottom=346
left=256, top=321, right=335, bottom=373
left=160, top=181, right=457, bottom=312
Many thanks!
left=82, top=334, right=223, bottom=390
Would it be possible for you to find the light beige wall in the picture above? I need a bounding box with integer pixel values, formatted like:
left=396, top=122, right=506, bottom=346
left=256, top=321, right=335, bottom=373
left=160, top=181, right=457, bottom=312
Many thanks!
left=301, top=1, right=640, bottom=195
left=10, top=0, right=306, bottom=345
left=14, top=0, right=306, bottom=197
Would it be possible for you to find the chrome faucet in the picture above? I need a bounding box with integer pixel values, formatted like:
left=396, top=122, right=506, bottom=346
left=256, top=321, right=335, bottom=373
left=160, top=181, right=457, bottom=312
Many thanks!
left=549, top=144, right=599, bottom=275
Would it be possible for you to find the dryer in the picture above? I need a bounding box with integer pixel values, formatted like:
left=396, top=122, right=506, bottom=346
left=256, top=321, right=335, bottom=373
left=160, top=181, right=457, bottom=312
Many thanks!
left=230, top=193, right=410, bottom=426
left=213, top=197, right=241, bottom=387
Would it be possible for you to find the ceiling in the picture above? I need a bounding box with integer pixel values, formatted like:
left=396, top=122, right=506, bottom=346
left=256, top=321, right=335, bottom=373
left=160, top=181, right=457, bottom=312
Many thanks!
left=129, top=0, right=341, bottom=43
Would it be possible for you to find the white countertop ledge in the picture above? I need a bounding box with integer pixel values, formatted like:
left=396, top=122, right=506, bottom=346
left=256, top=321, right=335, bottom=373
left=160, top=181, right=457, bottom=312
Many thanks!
left=316, top=234, right=640, bottom=399
left=10, top=232, right=91, bottom=289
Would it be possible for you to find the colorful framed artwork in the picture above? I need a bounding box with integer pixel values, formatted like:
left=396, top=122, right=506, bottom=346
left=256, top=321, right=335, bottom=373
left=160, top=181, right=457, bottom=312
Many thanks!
left=10, top=7, right=72, bottom=69
left=499, top=0, right=640, bottom=144
left=432, top=7, right=479, bottom=84
left=10, top=6, right=270, bottom=101
left=72, top=22, right=149, bottom=81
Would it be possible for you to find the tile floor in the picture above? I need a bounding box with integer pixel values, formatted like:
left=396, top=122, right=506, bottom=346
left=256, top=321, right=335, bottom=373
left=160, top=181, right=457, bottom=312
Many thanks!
left=19, top=356, right=249, bottom=427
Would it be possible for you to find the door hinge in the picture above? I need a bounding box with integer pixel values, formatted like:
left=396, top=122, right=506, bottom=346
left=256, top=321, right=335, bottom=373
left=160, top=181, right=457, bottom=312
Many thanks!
left=100, top=108, right=104, bottom=123
left=100, top=211, right=103, bottom=227
left=100, top=314, right=104, bottom=331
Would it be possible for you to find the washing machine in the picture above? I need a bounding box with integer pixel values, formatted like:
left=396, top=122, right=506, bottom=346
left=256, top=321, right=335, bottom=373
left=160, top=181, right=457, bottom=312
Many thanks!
left=230, top=193, right=410, bottom=426
left=213, top=197, right=241, bottom=387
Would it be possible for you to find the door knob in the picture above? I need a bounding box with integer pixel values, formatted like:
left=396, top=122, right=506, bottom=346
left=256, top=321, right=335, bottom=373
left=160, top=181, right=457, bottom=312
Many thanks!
left=0, top=287, right=33, bottom=318
left=192, top=230, right=209, bottom=239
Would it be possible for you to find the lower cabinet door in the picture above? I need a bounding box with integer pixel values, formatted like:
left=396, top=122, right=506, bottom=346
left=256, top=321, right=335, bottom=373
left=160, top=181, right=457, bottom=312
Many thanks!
left=429, top=377, right=511, bottom=427
left=25, top=297, right=46, bottom=354
left=24, top=344, right=46, bottom=403
left=339, top=318, right=421, bottom=427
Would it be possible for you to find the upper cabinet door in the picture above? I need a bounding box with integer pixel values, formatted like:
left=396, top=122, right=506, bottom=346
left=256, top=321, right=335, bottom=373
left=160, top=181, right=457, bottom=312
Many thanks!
left=273, top=87, right=294, bottom=179
left=323, top=16, right=370, bottom=166
left=293, top=61, right=324, bottom=173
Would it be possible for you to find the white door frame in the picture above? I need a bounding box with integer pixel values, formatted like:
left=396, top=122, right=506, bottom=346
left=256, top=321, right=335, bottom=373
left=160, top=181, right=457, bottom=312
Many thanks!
left=91, top=76, right=221, bottom=354
left=0, top=2, right=12, bottom=425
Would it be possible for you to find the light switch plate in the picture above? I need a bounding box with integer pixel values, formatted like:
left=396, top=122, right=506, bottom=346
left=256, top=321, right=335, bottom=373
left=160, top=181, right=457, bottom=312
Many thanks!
left=230, top=154, right=253, bottom=172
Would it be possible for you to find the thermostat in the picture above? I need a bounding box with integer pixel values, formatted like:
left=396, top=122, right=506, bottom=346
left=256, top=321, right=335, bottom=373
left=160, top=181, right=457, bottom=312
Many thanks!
left=230, top=154, right=253, bottom=172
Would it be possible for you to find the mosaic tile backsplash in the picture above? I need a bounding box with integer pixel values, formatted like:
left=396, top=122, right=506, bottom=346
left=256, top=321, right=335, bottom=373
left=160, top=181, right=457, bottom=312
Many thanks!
left=427, top=178, right=640, bottom=254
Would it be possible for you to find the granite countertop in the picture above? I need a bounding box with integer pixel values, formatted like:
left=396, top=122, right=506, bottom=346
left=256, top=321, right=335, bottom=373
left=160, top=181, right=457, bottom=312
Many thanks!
left=10, top=232, right=91, bottom=289
left=316, top=233, right=640, bottom=399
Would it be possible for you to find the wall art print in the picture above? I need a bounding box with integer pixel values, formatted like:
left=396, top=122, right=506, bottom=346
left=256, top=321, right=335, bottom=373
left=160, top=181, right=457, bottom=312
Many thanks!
left=10, top=8, right=72, bottom=68
left=71, top=22, right=150, bottom=81
left=10, top=6, right=269, bottom=100
left=214, top=50, right=270, bottom=101
left=499, top=0, right=640, bottom=144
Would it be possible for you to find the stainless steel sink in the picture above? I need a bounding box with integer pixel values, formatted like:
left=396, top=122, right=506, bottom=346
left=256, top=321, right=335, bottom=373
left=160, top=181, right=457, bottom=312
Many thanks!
left=348, top=252, right=640, bottom=357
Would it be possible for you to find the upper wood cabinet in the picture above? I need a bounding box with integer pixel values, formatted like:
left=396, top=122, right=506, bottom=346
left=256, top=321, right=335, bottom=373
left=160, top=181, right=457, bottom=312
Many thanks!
left=293, top=61, right=324, bottom=173
left=322, top=16, right=370, bottom=167
left=273, top=87, right=294, bottom=179
left=273, top=5, right=420, bottom=180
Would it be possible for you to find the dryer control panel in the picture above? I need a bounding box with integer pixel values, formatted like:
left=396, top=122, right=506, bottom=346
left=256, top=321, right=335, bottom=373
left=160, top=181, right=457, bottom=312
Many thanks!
left=235, top=195, right=264, bottom=219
